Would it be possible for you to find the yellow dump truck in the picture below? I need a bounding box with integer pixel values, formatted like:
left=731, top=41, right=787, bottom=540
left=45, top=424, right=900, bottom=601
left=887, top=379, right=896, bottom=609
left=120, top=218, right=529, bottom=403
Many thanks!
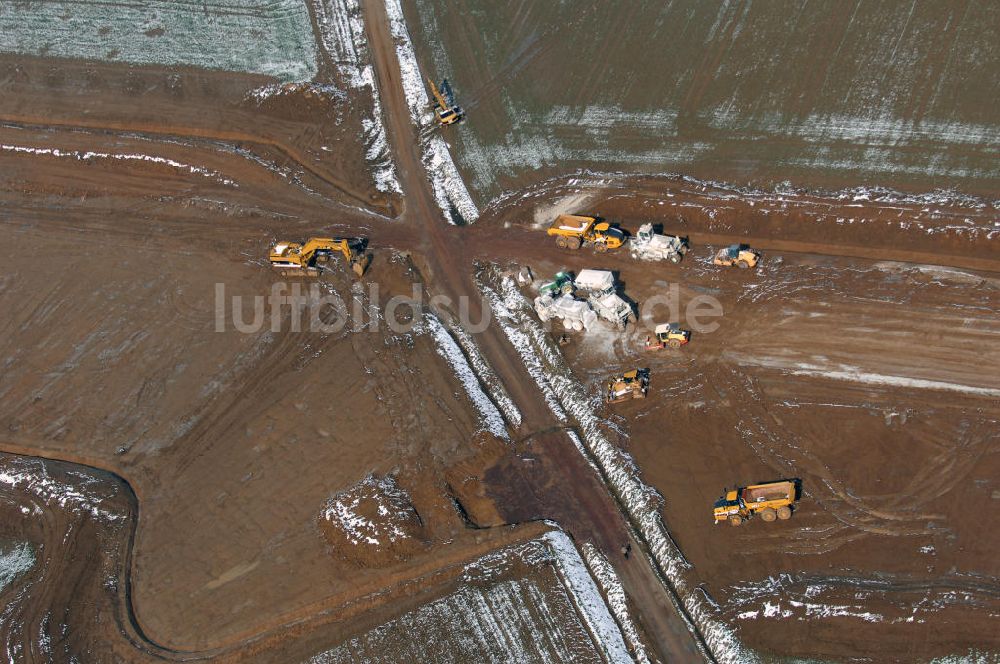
left=713, top=480, right=797, bottom=526
left=547, top=215, right=624, bottom=252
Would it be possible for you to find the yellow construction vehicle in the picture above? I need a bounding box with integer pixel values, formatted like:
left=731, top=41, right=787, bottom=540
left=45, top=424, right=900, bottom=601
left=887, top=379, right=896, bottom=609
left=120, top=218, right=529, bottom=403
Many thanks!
left=644, top=323, right=690, bottom=350
left=713, top=244, right=760, bottom=269
left=547, top=215, right=625, bottom=252
left=605, top=369, right=649, bottom=403
left=427, top=78, right=462, bottom=126
left=713, top=480, right=798, bottom=526
left=269, top=237, right=371, bottom=277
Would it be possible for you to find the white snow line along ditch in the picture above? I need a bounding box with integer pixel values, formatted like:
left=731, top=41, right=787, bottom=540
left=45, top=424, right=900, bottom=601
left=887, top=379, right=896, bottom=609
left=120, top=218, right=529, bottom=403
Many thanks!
left=422, top=313, right=509, bottom=439
left=449, top=324, right=522, bottom=428
left=382, top=0, right=480, bottom=223
left=477, top=265, right=754, bottom=664
left=541, top=531, right=634, bottom=664
left=1, top=144, right=235, bottom=186
left=582, top=543, right=653, bottom=664
left=789, top=364, right=1000, bottom=398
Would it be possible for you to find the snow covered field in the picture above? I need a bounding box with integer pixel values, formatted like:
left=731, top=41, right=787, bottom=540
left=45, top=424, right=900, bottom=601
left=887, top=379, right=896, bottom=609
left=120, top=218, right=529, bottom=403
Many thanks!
left=307, top=530, right=631, bottom=664
left=407, top=0, right=1000, bottom=202
left=0, top=0, right=318, bottom=82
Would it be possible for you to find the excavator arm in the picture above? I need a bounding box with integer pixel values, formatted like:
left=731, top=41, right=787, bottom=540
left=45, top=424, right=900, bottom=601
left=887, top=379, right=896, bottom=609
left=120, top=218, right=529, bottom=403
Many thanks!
left=426, top=77, right=462, bottom=125
left=269, top=237, right=370, bottom=277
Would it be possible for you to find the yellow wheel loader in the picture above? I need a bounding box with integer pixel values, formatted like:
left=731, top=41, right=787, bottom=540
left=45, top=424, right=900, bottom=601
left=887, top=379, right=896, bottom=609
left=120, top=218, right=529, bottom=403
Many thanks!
left=713, top=480, right=797, bottom=526
left=547, top=214, right=625, bottom=252
left=428, top=78, right=463, bottom=126
left=644, top=323, right=690, bottom=350
left=269, top=237, right=371, bottom=278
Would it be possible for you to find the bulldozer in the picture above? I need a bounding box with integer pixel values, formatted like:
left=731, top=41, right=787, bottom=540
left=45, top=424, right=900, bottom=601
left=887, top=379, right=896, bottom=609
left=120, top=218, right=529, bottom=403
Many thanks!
left=713, top=480, right=797, bottom=526
left=547, top=215, right=624, bottom=252
left=605, top=369, right=649, bottom=404
left=645, top=323, right=690, bottom=350
left=269, top=237, right=371, bottom=278
left=427, top=77, right=462, bottom=126
left=713, top=244, right=760, bottom=269
left=629, top=223, right=688, bottom=263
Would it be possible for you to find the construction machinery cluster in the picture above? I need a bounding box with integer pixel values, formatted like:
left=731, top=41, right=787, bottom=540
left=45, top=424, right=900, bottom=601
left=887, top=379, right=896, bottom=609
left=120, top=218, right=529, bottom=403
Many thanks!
left=265, top=85, right=792, bottom=526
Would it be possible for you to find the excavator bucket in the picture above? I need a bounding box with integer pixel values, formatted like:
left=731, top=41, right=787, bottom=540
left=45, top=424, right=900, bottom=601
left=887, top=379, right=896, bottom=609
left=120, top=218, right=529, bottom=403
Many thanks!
left=352, top=253, right=371, bottom=278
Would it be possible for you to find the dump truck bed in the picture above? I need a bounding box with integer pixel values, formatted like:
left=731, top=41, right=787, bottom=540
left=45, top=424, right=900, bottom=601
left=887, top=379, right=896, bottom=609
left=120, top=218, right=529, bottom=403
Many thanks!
left=548, top=215, right=595, bottom=234
left=743, top=481, right=795, bottom=503
left=574, top=269, right=615, bottom=292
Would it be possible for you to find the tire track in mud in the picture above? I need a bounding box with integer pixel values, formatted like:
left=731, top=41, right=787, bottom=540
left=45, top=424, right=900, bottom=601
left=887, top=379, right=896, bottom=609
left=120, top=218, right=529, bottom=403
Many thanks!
left=719, top=366, right=932, bottom=544
left=0, top=116, right=385, bottom=212
left=716, top=362, right=998, bottom=555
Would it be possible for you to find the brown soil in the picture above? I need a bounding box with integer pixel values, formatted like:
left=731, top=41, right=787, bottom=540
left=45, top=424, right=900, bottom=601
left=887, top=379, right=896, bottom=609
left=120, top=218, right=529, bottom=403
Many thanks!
left=1, top=2, right=998, bottom=663
left=481, top=176, right=1000, bottom=660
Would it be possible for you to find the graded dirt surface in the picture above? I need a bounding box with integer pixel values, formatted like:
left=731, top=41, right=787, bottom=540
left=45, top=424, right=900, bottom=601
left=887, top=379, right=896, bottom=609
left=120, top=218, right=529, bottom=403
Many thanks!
left=478, top=177, right=1000, bottom=660
left=1, top=1, right=999, bottom=663
left=0, top=231, right=512, bottom=650
left=406, top=0, right=1000, bottom=202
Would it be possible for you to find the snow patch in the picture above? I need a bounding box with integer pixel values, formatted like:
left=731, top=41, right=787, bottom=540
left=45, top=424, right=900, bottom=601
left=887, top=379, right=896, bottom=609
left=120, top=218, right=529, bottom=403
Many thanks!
left=0, top=542, right=34, bottom=594
left=322, top=475, right=413, bottom=546
left=449, top=324, right=522, bottom=428
left=0, top=458, right=126, bottom=523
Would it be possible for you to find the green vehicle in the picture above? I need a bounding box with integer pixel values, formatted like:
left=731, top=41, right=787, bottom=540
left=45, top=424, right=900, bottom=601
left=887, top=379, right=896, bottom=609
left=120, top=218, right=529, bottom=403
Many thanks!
left=539, top=271, right=574, bottom=297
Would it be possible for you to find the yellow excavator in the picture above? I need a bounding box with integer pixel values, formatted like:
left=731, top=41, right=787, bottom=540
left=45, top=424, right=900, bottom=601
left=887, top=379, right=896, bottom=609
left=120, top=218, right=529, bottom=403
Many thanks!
left=269, top=237, right=371, bottom=278
left=427, top=77, right=462, bottom=126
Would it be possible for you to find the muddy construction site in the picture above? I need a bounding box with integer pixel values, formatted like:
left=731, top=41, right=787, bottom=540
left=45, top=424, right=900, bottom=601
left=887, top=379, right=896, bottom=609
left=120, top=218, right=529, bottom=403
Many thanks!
left=1, top=1, right=998, bottom=663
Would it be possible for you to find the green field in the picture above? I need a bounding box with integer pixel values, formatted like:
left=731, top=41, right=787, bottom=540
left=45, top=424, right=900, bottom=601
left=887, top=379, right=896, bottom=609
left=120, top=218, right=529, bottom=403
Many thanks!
left=407, top=0, right=1000, bottom=201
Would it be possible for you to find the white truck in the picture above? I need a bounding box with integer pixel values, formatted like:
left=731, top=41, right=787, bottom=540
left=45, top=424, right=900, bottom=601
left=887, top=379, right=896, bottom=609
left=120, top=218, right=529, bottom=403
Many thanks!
left=573, top=269, right=635, bottom=329
left=533, top=293, right=598, bottom=331
left=629, top=223, right=688, bottom=263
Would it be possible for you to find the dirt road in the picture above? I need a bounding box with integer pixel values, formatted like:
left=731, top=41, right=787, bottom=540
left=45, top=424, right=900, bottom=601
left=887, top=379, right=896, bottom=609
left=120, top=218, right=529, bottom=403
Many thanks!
left=361, top=0, right=709, bottom=659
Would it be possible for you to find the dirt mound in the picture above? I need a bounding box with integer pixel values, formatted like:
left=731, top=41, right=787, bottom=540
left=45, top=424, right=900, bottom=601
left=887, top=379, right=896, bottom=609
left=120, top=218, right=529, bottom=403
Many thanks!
left=320, top=475, right=426, bottom=568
